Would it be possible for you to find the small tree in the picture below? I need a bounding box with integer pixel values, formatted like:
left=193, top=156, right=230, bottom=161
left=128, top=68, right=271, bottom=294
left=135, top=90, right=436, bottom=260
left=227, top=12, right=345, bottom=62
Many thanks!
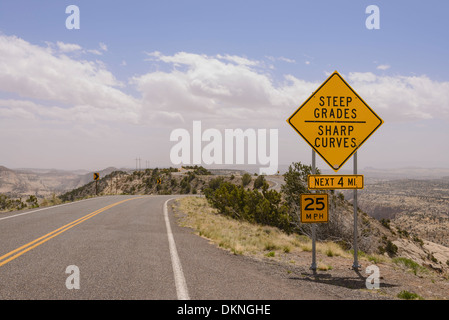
left=281, top=162, right=319, bottom=231
left=26, top=195, right=39, bottom=208
left=241, top=173, right=252, bottom=187
left=253, top=174, right=266, bottom=189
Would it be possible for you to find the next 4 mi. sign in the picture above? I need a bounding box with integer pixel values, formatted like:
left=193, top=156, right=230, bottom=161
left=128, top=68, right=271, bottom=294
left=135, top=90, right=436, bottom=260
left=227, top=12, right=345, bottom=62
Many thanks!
left=287, top=71, right=383, bottom=172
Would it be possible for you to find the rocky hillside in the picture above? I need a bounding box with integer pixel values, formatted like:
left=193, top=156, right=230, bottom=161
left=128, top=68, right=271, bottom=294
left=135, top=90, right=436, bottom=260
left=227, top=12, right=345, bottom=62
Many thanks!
left=58, top=167, right=252, bottom=202
left=346, top=178, right=449, bottom=248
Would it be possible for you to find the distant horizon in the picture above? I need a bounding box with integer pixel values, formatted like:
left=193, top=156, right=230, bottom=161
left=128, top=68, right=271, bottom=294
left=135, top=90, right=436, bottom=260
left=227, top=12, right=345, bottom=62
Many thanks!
left=7, top=163, right=449, bottom=176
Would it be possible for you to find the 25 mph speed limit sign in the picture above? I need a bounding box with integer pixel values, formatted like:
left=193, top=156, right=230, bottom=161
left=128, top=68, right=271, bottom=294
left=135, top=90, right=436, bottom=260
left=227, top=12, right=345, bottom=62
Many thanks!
left=300, top=193, right=329, bottom=223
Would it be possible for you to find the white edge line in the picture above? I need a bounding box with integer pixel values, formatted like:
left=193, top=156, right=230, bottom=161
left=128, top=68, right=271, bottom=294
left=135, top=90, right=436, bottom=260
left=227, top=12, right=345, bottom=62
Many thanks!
left=0, top=197, right=100, bottom=221
left=163, top=198, right=190, bottom=300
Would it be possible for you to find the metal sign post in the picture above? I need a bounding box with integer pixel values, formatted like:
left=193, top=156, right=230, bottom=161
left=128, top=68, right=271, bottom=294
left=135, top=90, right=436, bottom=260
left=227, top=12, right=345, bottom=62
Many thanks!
left=352, top=152, right=360, bottom=269
left=93, top=172, right=100, bottom=196
left=311, top=150, right=317, bottom=271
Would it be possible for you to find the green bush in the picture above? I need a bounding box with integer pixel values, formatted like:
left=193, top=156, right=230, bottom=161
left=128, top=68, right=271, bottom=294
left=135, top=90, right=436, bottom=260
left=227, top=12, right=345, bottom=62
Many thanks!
left=26, top=195, right=39, bottom=208
left=241, top=173, right=252, bottom=187
left=0, top=194, right=28, bottom=211
left=397, top=290, right=424, bottom=300
left=253, top=175, right=266, bottom=189
left=204, top=180, right=291, bottom=234
left=182, top=165, right=211, bottom=175
left=281, top=162, right=319, bottom=230
left=385, top=240, right=398, bottom=256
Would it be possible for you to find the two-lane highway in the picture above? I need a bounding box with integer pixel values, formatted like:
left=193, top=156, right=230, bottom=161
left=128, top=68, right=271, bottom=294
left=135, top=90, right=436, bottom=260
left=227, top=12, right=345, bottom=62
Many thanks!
left=0, top=195, right=331, bottom=299
left=0, top=195, right=180, bottom=299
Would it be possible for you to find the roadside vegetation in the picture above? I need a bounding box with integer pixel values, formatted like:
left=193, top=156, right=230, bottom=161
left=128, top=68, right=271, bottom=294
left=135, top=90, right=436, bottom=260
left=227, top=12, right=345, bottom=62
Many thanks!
left=0, top=194, right=40, bottom=212
left=175, top=195, right=352, bottom=261
left=202, top=162, right=380, bottom=255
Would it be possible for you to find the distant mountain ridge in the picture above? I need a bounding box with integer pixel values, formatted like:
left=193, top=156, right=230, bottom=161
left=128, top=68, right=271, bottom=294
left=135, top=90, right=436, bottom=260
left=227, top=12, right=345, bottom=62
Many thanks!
left=0, top=165, right=121, bottom=197
left=2, top=164, right=449, bottom=197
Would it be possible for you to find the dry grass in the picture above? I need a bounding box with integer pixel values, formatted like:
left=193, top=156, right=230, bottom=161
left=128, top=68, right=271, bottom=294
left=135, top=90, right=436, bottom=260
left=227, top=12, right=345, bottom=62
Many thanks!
left=174, top=196, right=352, bottom=260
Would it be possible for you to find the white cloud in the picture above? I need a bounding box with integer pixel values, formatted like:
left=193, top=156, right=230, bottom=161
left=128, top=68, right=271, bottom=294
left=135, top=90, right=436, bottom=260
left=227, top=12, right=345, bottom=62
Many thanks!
left=132, top=52, right=449, bottom=128
left=1, top=35, right=449, bottom=170
left=0, top=34, right=140, bottom=125
left=216, top=54, right=260, bottom=66
left=348, top=72, right=377, bottom=82
left=87, top=49, right=102, bottom=55
left=49, top=40, right=108, bottom=57
left=56, top=41, right=82, bottom=53
left=348, top=72, right=449, bottom=121
left=133, top=51, right=309, bottom=127
left=265, top=55, right=296, bottom=64
left=99, top=42, right=108, bottom=52
left=377, top=64, right=390, bottom=70
left=278, top=57, right=296, bottom=64
left=1, top=35, right=449, bottom=136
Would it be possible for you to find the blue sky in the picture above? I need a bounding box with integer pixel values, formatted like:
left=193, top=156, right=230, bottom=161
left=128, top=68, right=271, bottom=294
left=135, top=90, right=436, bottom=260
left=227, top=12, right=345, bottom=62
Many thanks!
left=3, top=1, right=448, bottom=78
left=0, top=1, right=448, bottom=172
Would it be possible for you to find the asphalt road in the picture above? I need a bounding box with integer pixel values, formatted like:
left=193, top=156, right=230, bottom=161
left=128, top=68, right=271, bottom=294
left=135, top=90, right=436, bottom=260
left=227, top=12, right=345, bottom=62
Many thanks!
left=265, top=175, right=285, bottom=192
left=0, top=195, right=328, bottom=300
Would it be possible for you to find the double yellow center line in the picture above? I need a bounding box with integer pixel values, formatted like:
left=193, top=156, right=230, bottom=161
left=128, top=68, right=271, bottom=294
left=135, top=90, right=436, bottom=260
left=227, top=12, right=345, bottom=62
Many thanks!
left=0, top=197, right=144, bottom=268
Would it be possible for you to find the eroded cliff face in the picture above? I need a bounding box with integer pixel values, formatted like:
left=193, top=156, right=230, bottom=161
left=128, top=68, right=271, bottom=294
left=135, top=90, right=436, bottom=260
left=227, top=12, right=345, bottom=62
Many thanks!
left=347, top=178, right=449, bottom=248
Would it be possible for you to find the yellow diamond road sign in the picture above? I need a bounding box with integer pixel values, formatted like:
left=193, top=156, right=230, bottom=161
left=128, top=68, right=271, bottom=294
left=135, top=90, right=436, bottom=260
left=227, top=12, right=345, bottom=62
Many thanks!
left=287, top=71, right=383, bottom=171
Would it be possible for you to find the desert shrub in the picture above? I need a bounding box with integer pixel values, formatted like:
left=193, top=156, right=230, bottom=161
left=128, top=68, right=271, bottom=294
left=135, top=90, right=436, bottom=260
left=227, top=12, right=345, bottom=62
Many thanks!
left=241, top=173, right=252, bottom=187
left=0, top=194, right=27, bottom=211
left=397, top=290, right=424, bottom=300
left=204, top=180, right=291, bottom=233
left=412, top=235, right=424, bottom=246
left=380, top=219, right=391, bottom=229
left=182, top=165, right=211, bottom=175
left=385, top=240, right=398, bottom=256
left=281, top=162, right=318, bottom=230
left=393, top=257, right=426, bottom=275
left=26, top=195, right=39, bottom=208
left=253, top=174, right=266, bottom=189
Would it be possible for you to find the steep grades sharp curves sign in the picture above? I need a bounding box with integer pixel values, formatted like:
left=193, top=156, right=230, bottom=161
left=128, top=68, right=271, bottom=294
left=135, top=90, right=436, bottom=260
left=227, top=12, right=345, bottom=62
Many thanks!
left=287, top=71, right=383, bottom=172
